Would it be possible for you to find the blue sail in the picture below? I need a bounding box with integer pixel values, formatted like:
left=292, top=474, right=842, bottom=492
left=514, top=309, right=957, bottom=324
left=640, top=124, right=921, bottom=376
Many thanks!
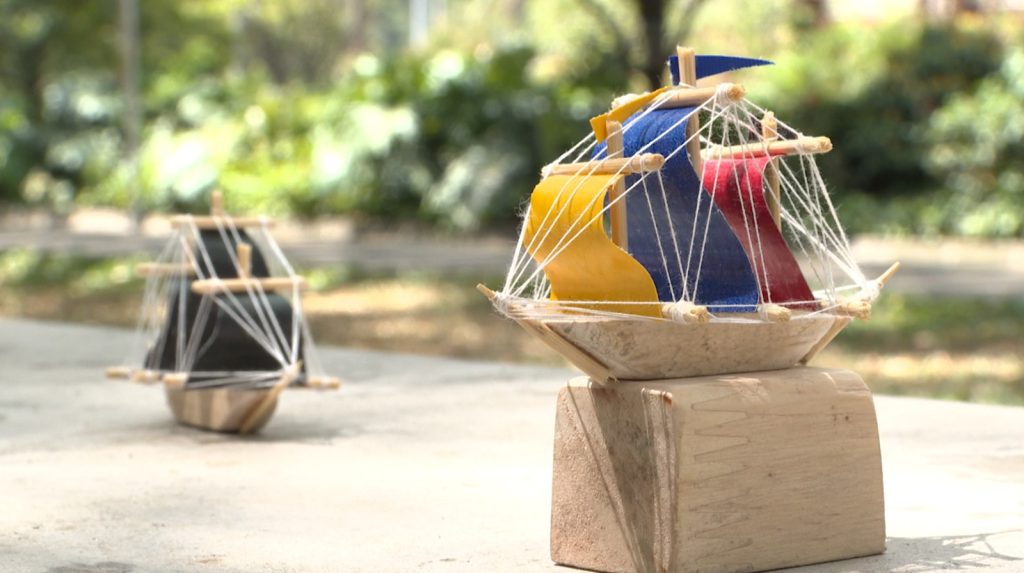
left=597, top=107, right=760, bottom=311
left=668, top=54, right=772, bottom=85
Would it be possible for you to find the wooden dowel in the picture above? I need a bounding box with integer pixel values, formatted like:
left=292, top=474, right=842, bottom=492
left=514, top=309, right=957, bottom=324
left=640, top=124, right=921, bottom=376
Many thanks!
left=677, top=46, right=697, bottom=87
left=702, top=136, right=833, bottom=160
left=106, top=366, right=132, bottom=380
left=658, top=83, right=746, bottom=109
left=170, top=215, right=275, bottom=230
left=163, top=372, right=189, bottom=389
left=605, top=120, right=629, bottom=250
left=800, top=315, right=851, bottom=364
left=477, top=283, right=496, bottom=300
left=306, top=376, right=341, bottom=390
left=876, top=261, right=901, bottom=287
left=135, top=262, right=195, bottom=278
left=191, top=276, right=307, bottom=295
left=210, top=189, right=224, bottom=217
left=132, top=369, right=162, bottom=384
left=545, top=155, right=663, bottom=178
left=762, top=111, right=783, bottom=228
left=544, top=153, right=665, bottom=177
left=677, top=46, right=703, bottom=177
left=236, top=243, right=252, bottom=278
left=614, top=83, right=746, bottom=112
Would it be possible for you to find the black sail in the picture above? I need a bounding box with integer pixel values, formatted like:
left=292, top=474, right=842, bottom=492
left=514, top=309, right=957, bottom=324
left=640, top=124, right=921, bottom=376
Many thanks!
left=145, top=230, right=305, bottom=386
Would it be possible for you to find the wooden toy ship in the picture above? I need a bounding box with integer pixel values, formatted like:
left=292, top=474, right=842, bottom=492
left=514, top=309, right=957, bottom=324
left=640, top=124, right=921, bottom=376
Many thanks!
left=107, top=192, right=339, bottom=433
left=479, top=48, right=899, bottom=384
left=482, top=48, right=897, bottom=573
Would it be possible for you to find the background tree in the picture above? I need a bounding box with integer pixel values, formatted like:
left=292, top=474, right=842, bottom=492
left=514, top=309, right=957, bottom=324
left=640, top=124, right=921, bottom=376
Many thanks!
left=573, top=0, right=710, bottom=90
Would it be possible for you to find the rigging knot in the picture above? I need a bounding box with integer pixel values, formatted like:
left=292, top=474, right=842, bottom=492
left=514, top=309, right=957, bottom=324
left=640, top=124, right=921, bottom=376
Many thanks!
left=857, top=280, right=882, bottom=303
left=492, top=291, right=512, bottom=315
left=714, top=83, right=746, bottom=107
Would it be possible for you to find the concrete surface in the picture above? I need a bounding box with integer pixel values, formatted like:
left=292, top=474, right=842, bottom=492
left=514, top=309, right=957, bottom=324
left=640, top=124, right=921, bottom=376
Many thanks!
left=1, top=318, right=1022, bottom=573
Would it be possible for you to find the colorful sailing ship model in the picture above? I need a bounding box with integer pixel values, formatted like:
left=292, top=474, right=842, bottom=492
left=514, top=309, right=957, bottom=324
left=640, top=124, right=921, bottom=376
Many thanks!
left=479, top=47, right=899, bottom=382
left=107, top=191, right=339, bottom=433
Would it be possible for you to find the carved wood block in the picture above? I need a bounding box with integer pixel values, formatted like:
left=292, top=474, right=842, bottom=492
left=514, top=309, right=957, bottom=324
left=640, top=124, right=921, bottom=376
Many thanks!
left=551, top=367, right=885, bottom=573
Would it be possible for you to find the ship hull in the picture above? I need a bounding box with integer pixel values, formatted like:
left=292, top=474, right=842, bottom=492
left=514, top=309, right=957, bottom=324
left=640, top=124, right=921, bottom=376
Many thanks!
left=502, top=299, right=847, bottom=382
left=164, top=386, right=278, bottom=433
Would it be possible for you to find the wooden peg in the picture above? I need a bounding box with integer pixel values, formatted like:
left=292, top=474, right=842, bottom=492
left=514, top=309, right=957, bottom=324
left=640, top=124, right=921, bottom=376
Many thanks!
left=236, top=243, right=252, bottom=278
left=835, top=299, right=872, bottom=320
left=758, top=303, right=792, bottom=323
left=106, top=366, right=132, bottom=380
left=662, top=301, right=711, bottom=324
left=604, top=120, right=629, bottom=250
left=676, top=45, right=697, bottom=88
left=131, top=369, right=162, bottom=384
left=163, top=372, right=189, bottom=389
left=876, top=261, right=901, bottom=288
left=307, top=376, right=342, bottom=390
left=210, top=189, right=224, bottom=217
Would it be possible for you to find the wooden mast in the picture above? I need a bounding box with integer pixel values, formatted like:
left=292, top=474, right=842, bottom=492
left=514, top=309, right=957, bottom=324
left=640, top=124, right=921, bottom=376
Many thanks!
left=659, top=46, right=710, bottom=322
left=604, top=119, right=629, bottom=250
left=676, top=46, right=702, bottom=176
left=761, top=111, right=783, bottom=228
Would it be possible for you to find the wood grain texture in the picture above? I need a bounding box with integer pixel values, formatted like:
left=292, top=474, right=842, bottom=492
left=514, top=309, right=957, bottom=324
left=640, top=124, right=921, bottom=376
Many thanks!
left=164, top=386, right=278, bottom=433
left=544, top=314, right=842, bottom=381
left=551, top=367, right=885, bottom=573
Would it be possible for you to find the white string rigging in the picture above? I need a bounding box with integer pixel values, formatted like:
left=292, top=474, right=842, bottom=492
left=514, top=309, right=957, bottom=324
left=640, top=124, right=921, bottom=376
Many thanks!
left=120, top=216, right=329, bottom=390
left=498, top=87, right=874, bottom=323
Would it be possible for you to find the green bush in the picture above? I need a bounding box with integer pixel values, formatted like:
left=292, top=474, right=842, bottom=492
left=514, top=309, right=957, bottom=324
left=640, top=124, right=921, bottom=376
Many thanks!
left=924, top=48, right=1024, bottom=237
left=331, top=45, right=614, bottom=229
left=751, top=20, right=1003, bottom=203
left=2, top=2, right=1021, bottom=238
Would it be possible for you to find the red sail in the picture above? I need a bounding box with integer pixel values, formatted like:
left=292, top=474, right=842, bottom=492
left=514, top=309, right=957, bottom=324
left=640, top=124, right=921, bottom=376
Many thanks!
left=701, top=157, right=816, bottom=309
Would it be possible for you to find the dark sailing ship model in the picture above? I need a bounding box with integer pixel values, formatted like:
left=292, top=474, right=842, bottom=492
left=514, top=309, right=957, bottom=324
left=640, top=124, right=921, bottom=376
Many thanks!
left=480, top=48, right=897, bottom=573
left=107, top=192, right=338, bottom=434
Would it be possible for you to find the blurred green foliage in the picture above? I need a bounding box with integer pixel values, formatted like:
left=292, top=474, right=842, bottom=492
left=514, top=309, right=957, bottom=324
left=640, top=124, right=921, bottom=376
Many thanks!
left=0, top=0, right=1022, bottom=235
left=749, top=20, right=1012, bottom=235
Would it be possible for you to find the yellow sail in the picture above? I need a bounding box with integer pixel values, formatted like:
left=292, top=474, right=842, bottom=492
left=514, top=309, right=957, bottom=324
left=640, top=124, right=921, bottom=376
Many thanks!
left=524, top=174, right=661, bottom=317
left=589, top=87, right=670, bottom=141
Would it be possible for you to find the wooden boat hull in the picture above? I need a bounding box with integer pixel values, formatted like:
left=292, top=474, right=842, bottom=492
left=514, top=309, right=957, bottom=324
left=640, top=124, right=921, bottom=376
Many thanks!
left=164, top=386, right=278, bottom=433
left=515, top=309, right=846, bottom=382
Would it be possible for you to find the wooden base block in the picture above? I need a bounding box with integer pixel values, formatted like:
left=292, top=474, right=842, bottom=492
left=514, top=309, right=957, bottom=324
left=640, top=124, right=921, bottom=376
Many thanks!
left=551, top=367, right=885, bottom=573
left=164, top=387, right=278, bottom=433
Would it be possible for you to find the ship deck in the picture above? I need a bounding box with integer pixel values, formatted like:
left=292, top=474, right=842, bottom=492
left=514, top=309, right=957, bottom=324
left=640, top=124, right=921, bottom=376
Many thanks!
left=1, top=317, right=1022, bottom=572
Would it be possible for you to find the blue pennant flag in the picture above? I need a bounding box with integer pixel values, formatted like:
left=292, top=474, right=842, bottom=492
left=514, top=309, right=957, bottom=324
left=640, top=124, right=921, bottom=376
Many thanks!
left=668, top=54, right=772, bottom=85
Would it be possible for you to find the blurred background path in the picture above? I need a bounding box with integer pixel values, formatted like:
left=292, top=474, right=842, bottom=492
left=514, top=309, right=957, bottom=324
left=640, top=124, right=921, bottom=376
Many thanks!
left=2, top=209, right=1023, bottom=297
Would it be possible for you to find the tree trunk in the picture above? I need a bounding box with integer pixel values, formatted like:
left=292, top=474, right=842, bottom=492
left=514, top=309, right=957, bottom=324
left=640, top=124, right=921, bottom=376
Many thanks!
left=636, top=0, right=667, bottom=91
left=797, top=0, right=830, bottom=28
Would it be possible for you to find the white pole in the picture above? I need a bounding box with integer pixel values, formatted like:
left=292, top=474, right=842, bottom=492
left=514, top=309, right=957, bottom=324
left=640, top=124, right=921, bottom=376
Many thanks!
left=409, top=0, right=430, bottom=47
